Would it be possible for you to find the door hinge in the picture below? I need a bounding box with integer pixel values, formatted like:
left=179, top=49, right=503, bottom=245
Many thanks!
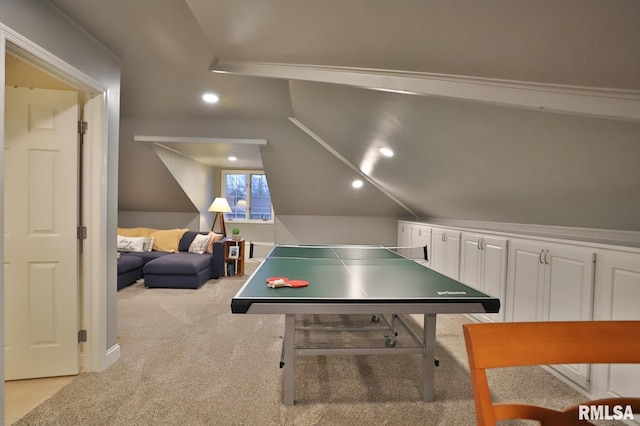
left=78, top=120, right=88, bottom=135
left=78, top=329, right=87, bottom=343
left=77, top=226, right=88, bottom=240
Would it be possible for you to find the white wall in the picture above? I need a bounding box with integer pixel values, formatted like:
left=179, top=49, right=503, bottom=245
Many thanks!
left=275, top=215, right=398, bottom=246
left=118, top=212, right=201, bottom=231
left=153, top=145, right=215, bottom=230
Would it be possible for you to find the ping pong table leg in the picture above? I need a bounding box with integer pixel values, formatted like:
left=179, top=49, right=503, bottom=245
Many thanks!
left=422, top=313, right=437, bottom=402
left=283, top=314, right=296, bottom=406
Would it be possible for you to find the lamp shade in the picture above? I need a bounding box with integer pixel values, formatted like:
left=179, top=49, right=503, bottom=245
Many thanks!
left=208, top=197, right=232, bottom=213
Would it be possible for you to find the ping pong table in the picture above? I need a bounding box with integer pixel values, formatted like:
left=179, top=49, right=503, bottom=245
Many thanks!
left=231, top=244, right=500, bottom=406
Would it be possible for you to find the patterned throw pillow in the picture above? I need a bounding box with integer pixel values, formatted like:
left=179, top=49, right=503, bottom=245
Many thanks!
left=117, top=235, right=146, bottom=252
left=188, top=234, right=212, bottom=254
left=206, top=232, right=225, bottom=253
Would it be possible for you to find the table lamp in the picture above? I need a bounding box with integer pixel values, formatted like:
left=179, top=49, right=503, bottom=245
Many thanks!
left=208, top=197, right=232, bottom=237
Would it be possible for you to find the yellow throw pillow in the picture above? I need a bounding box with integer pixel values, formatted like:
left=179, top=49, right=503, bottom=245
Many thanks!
left=149, top=228, right=188, bottom=252
left=117, top=227, right=143, bottom=237
left=136, top=227, right=158, bottom=238
left=206, top=232, right=225, bottom=253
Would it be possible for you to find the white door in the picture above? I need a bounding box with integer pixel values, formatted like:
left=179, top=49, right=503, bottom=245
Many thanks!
left=4, top=86, right=79, bottom=380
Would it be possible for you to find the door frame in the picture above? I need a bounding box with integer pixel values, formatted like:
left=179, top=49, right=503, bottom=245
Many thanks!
left=1, top=23, right=116, bottom=391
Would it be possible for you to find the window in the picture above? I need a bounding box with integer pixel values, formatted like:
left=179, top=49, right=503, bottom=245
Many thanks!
left=222, top=170, right=273, bottom=222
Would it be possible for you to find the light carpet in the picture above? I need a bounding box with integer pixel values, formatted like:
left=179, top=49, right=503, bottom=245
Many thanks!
left=15, top=261, right=621, bottom=425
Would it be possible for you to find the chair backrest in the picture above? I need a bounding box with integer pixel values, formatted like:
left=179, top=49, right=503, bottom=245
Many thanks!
left=463, top=321, right=640, bottom=426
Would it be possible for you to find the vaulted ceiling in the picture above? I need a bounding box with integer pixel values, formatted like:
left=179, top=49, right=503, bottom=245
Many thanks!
left=50, top=0, right=640, bottom=230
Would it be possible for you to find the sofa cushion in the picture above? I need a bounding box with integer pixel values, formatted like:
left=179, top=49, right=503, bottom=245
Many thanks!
left=117, top=255, right=143, bottom=274
left=120, top=250, right=171, bottom=265
left=178, top=231, right=200, bottom=252
left=144, top=252, right=212, bottom=275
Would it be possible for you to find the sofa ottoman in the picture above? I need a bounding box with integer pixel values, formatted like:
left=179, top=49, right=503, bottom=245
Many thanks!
left=117, top=255, right=143, bottom=290
left=143, top=252, right=214, bottom=289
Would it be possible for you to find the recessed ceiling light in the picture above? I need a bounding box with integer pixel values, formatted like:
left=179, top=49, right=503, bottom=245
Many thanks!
left=228, top=156, right=237, bottom=161
left=379, top=147, right=394, bottom=158
left=202, top=93, right=219, bottom=104
left=352, top=179, right=364, bottom=189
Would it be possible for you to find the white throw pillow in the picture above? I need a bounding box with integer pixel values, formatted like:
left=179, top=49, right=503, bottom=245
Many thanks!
left=188, top=234, right=211, bottom=254
left=143, top=237, right=154, bottom=252
left=117, top=235, right=146, bottom=252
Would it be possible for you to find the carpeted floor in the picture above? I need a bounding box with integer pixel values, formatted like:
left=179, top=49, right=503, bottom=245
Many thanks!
left=15, top=261, right=624, bottom=425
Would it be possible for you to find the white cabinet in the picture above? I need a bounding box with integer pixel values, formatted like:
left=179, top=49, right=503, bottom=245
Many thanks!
left=431, top=228, right=461, bottom=279
left=397, top=222, right=412, bottom=258
left=398, top=220, right=640, bottom=405
left=397, top=222, right=431, bottom=265
left=592, top=251, right=640, bottom=402
left=460, top=233, right=508, bottom=322
left=410, top=224, right=431, bottom=265
left=506, top=239, right=595, bottom=388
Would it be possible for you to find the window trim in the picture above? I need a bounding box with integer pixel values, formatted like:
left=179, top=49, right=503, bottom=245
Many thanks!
left=221, top=169, right=274, bottom=224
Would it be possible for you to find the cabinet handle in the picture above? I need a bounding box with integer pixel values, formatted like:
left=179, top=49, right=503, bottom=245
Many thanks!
left=545, top=250, right=550, bottom=265
left=539, top=250, right=545, bottom=264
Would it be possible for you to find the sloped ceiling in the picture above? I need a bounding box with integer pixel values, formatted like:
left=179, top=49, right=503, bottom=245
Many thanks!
left=50, top=0, right=640, bottom=230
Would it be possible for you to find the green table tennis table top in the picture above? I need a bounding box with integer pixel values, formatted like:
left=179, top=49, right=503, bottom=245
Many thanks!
left=231, top=245, right=501, bottom=314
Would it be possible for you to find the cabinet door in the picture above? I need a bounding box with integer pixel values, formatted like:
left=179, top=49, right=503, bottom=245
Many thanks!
left=507, top=240, right=545, bottom=322
left=544, top=243, right=595, bottom=323
left=397, top=222, right=411, bottom=257
left=592, top=252, right=640, bottom=400
left=410, top=225, right=431, bottom=265
left=479, top=236, right=508, bottom=322
left=444, top=231, right=461, bottom=279
left=543, top=243, right=595, bottom=388
left=460, top=233, right=482, bottom=289
left=430, top=228, right=448, bottom=275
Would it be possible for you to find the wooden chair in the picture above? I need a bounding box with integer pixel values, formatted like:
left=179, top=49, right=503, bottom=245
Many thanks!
left=463, top=321, right=640, bottom=426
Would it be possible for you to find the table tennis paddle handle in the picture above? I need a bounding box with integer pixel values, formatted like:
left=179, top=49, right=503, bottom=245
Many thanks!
left=266, top=278, right=308, bottom=288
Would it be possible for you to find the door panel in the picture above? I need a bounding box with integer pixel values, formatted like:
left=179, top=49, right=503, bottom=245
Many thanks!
left=508, top=241, right=545, bottom=322
left=460, top=234, right=481, bottom=289
left=4, top=86, right=79, bottom=380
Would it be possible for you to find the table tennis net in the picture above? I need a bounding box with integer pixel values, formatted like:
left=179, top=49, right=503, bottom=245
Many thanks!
left=246, top=242, right=429, bottom=263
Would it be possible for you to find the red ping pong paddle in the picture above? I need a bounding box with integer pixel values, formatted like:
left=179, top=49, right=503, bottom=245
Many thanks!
left=266, top=277, right=309, bottom=288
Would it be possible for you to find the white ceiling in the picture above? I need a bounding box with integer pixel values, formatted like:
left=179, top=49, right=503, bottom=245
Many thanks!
left=49, top=0, right=640, bottom=121
left=49, top=0, right=640, bottom=229
left=134, top=136, right=266, bottom=168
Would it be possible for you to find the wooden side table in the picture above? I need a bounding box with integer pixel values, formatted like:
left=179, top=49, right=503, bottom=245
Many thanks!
left=224, top=239, right=245, bottom=277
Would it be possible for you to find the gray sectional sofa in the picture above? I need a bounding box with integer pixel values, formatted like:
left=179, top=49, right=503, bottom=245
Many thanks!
left=117, top=230, right=225, bottom=290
